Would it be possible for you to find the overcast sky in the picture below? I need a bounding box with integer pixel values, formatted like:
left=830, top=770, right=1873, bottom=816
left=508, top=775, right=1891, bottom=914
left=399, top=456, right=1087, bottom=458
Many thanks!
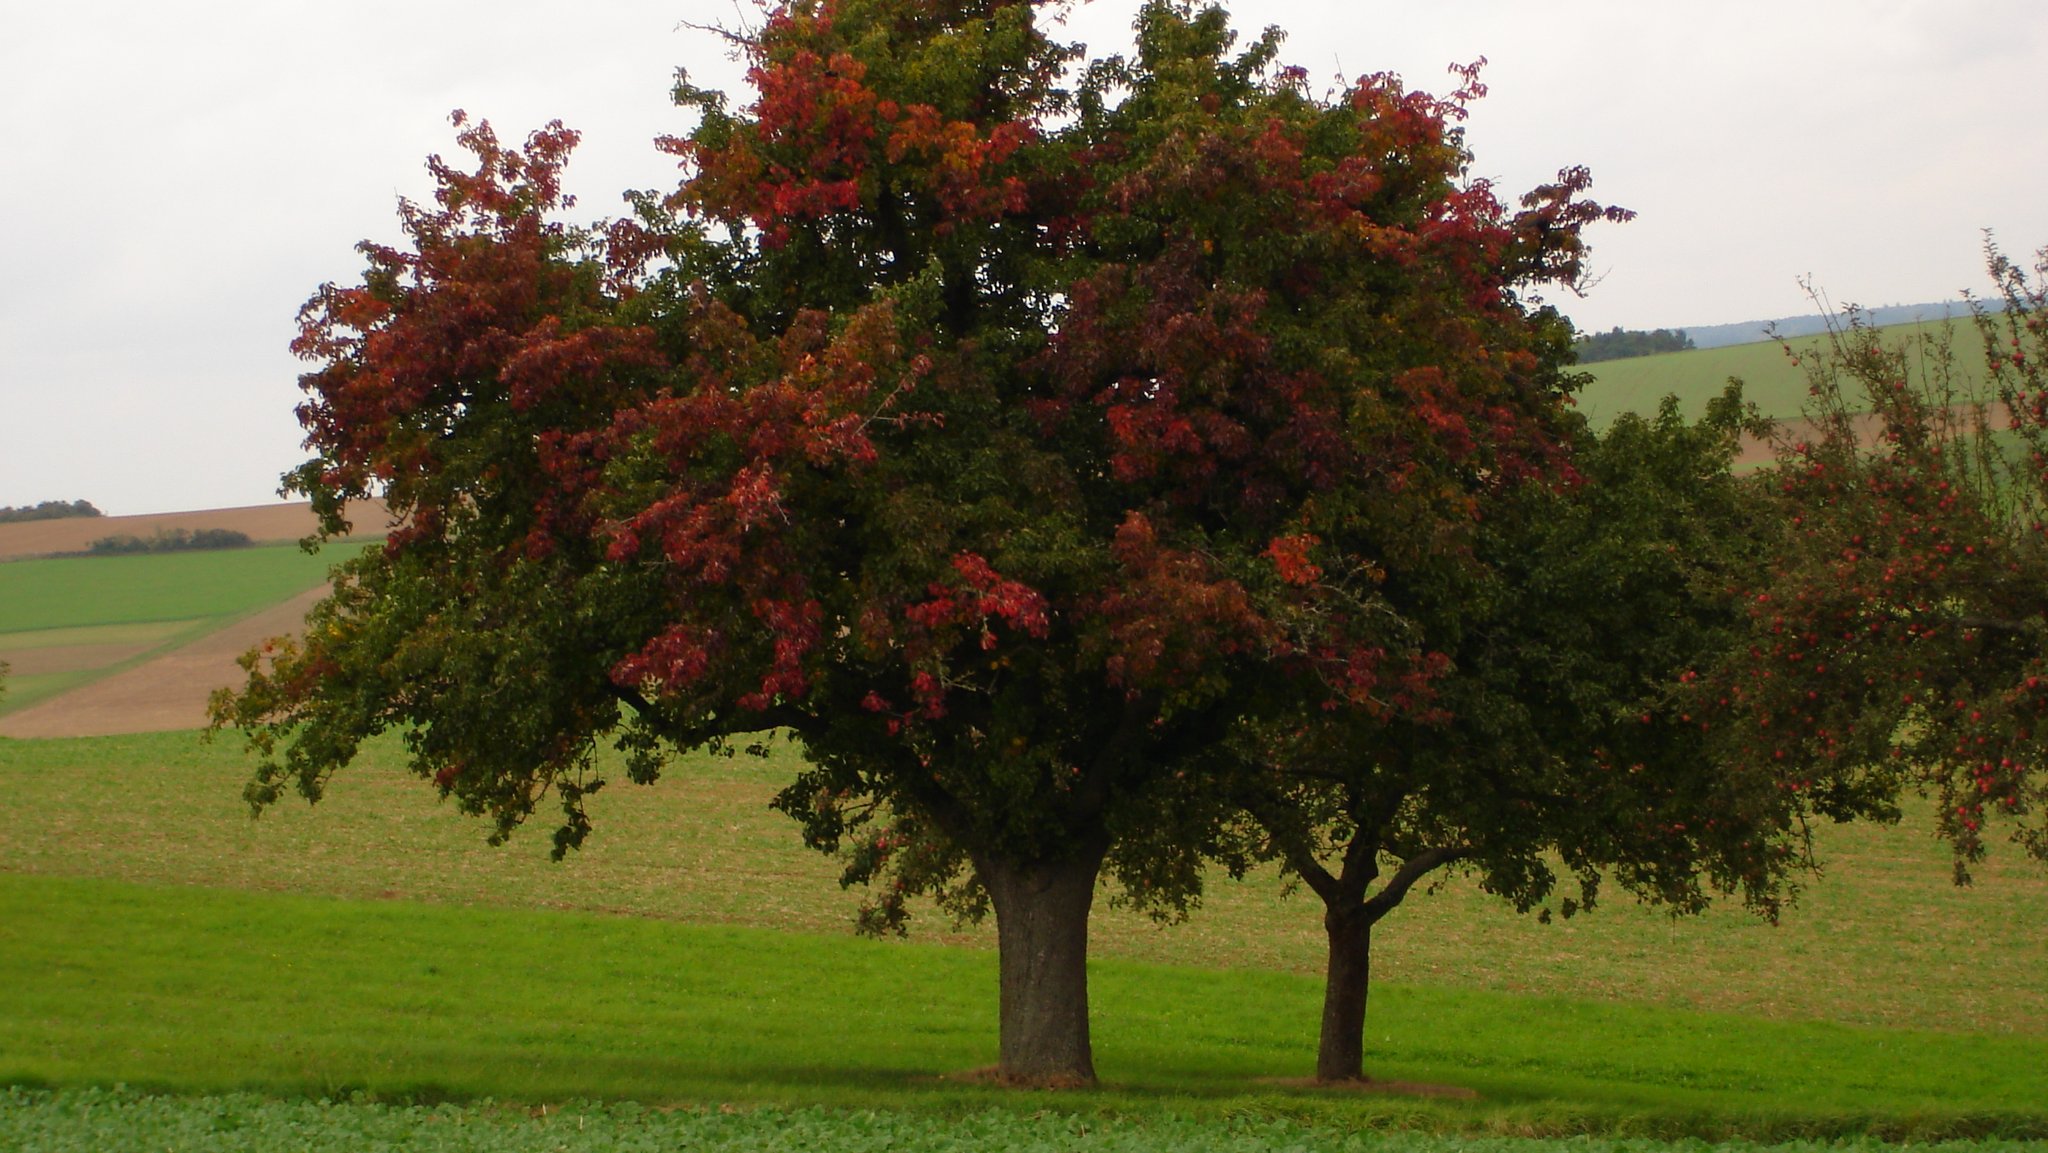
left=5, top=1, right=2045, bottom=515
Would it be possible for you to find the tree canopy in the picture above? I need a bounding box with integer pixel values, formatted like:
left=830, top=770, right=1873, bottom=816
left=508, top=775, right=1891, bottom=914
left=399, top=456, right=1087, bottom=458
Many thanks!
left=217, top=0, right=1637, bottom=1085
left=1219, top=384, right=1858, bottom=1081
left=1695, top=244, right=2048, bottom=880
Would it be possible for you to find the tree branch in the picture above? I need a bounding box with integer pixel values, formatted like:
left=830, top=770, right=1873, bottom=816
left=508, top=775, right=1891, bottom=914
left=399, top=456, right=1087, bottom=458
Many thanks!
left=1362, top=845, right=1468, bottom=925
left=1286, top=845, right=1344, bottom=907
left=606, top=681, right=817, bottom=743
left=1953, top=615, right=2045, bottom=636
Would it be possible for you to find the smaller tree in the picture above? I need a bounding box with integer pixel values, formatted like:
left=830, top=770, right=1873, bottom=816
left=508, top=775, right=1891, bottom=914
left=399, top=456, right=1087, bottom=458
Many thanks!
left=1695, top=240, right=2048, bottom=878
left=1231, top=386, right=1882, bottom=1083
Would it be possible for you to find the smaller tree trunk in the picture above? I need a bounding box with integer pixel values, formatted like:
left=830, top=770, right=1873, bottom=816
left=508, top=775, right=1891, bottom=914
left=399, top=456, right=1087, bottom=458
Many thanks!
left=1317, top=903, right=1373, bottom=1082
left=978, top=845, right=1107, bottom=1086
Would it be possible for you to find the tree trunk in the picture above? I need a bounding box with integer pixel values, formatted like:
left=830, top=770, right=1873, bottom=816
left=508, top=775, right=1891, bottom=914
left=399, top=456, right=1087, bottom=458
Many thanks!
left=1317, top=903, right=1373, bottom=1082
left=977, top=845, right=1107, bottom=1086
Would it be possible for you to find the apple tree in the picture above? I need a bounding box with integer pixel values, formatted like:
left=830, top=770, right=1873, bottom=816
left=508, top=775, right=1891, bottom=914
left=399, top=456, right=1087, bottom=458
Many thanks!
left=1692, top=242, right=2048, bottom=882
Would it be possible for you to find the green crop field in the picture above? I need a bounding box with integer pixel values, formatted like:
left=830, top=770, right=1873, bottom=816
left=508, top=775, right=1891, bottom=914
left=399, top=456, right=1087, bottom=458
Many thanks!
left=1, top=729, right=2045, bottom=1145
left=1574, top=317, right=1989, bottom=425
left=0, top=543, right=340, bottom=634
left=0, top=542, right=362, bottom=715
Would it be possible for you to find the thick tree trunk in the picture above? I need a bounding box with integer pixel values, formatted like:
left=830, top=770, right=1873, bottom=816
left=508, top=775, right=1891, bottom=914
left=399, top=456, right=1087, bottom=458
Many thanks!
left=977, top=845, right=1108, bottom=1086
left=1317, top=904, right=1373, bottom=1082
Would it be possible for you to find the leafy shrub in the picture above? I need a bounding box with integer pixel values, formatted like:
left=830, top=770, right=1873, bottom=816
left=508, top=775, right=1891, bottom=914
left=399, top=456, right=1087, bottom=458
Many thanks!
left=86, top=528, right=254, bottom=555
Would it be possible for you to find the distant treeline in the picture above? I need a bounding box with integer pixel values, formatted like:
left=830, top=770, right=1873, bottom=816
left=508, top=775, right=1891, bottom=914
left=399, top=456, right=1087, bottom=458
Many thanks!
left=0, top=500, right=103, bottom=524
left=86, top=528, right=253, bottom=555
left=1574, top=327, right=1697, bottom=363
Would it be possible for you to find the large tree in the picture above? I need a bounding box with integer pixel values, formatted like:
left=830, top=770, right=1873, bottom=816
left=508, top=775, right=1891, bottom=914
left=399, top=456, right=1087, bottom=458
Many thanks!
left=215, top=0, right=1621, bottom=1085
left=1693, top=244, right=2048, bottom=880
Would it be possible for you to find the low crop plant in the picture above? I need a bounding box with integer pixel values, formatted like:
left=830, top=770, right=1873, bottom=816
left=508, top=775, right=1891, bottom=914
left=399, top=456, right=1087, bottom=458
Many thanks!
left=6, top=1088, right=2048, bottom=1153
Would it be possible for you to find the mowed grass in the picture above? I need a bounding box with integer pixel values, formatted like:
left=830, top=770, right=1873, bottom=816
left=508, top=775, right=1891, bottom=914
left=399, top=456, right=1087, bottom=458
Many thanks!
left=3, top=871, right=2045, bottom=1138
left=3, top=730, right=2046, bottom=1137
left=1574, top=316, right=1987, bottom=425
left=2, top=731, right=2043, bottom=1036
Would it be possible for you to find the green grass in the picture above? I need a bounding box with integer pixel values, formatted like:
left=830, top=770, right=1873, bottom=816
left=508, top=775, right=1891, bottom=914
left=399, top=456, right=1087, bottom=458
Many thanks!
left=0, top=542, right=343, bottom=633
left=3, top=731, right=2042, bottom=1037
left=2, top=872, right=2044, bottom=1139
left=3, top=724, right=2046, bottom=1141
left=1575, top=317, right=1988, bottom=425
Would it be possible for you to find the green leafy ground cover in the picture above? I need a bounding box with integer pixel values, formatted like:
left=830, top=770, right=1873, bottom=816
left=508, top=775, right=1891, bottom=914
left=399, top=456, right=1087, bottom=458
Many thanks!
left=8, top=1089, right=2047, bottom=1153
left=1574, top=318, right=1983, bottom=424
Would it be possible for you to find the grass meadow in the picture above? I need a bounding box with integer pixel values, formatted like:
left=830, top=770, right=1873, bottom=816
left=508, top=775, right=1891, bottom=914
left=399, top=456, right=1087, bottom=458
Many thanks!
left=1, top=729, right=2046, bottom=1144
left=0, top=543, right=342, bottom=714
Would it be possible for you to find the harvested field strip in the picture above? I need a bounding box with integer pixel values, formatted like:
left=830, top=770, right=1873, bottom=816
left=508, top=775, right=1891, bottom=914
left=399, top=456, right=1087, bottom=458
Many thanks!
left=0, top=617, right=259, bottom=719
left=0, top=641, right=163, bottom=676
left=0, top=500, right=389, bottom=562
left=0, top=671, right=96, bottom=713
left=2, top=872, right=2044, bottom=1137
left=0, top=620, right=200, bottom=651
left=2, top=732, right=2044, bottom=1035
left=0, top=586, right=331, bottom=735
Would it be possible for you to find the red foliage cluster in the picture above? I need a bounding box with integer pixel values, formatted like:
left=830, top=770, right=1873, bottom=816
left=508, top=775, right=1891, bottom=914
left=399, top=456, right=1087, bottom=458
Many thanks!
left=667, top=4, right=1037, bottom=245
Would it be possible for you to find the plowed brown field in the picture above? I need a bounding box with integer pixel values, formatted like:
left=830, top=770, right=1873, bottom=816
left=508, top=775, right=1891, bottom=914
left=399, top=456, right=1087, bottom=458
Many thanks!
left=0, top=500, right=391, bottom=561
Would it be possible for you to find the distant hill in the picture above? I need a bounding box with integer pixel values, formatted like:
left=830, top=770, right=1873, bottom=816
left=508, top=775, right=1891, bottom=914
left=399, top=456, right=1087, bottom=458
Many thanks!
left=1575, top=313, right=1992, bottom=424
left=1571, top=313, right=1993, bottom=473
left=0, top=501, right=390, bottom=562
left=1677, top=300, right=1977, bottom=350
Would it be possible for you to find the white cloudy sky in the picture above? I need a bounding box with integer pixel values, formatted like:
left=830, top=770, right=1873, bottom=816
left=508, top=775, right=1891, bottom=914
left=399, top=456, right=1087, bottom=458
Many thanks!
left=4, top=0, right=2045, bottom=515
